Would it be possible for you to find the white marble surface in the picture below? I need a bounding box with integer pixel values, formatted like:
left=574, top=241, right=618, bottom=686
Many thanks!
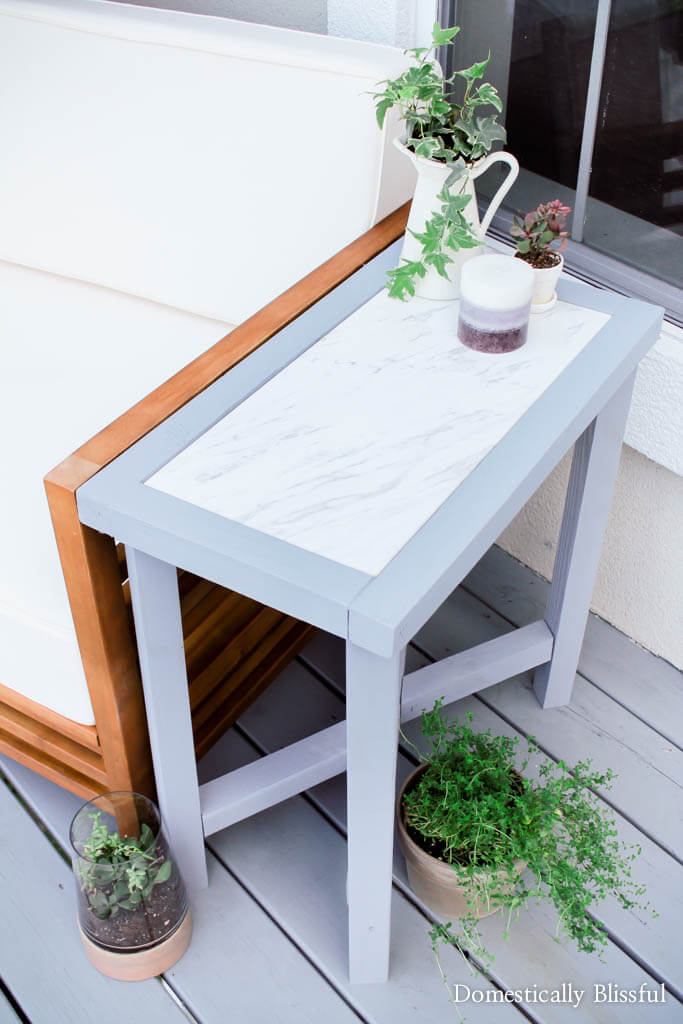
left=147, top=292, right=610, bottom=576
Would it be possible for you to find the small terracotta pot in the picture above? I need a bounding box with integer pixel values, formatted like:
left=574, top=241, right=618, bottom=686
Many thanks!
left=397, top=765, right=526, bottom=919
left=78, top=910, right=192, bottom=982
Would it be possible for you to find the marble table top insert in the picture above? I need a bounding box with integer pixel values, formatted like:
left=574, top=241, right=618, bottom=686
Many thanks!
left=147, top=291, right=610, bottom=577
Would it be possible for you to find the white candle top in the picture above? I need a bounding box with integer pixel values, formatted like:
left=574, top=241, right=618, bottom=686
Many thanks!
left=461, top=254, right=534, bottom=310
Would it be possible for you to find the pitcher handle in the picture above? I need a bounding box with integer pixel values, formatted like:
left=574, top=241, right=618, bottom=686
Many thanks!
left=471, top=151, right=519, bottom=236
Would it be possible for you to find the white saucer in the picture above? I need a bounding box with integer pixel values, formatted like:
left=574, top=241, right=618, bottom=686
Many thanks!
left=530, top=293, right=558, bottom=315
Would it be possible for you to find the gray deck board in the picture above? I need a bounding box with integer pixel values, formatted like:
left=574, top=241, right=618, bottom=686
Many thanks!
left=0, top=776, right=189, bottom=1024
left=0, top=992, right=22, bottom=1024
left=203, top=731, right=523, bottom=1023
left=286, top=640, right=683, bottom=1013
left=464, top=545, right=683, bottom=746
left=412, top=585, right=683, bottom=859
left=0, top=757, right=360, bottom=1024
left=1, top=547, right=680, bottom=1023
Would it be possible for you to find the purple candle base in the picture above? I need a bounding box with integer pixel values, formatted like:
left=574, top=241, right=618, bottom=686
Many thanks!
left=458, top=320, right=528, bottom=354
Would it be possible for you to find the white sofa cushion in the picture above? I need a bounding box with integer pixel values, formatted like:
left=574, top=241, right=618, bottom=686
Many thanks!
left=0, top=0, right=413, bottom=727
left=0, top=261, right=233, bottom=723
left=0, top=0, right=413, bottom=325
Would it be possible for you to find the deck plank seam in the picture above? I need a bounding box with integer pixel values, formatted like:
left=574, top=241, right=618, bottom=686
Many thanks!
left=0, top=769, right=205, bottom=1024
left=0, top=977, right=30, bottom=1024
left=458, top=577, right=683, bottom=752
left=211, top=723, right=373, bottom=1021
left=0, top=767, right=71, bottom=867
left=297, top=640, right=682, bottom=994
left=470, top=687, right=683, bottom=867
left=158, top=977, right=203, bottom=1024
left=230, top=722, right=538, bottom=1023
left=205, top=837, right=367, bottom=1023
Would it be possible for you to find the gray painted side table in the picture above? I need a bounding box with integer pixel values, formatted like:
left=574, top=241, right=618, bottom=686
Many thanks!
left=78, top=240, right=662, bottom=983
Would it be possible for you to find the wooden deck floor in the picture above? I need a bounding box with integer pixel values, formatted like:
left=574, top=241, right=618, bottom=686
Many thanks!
left=1, top=546, right=681, bottom=1024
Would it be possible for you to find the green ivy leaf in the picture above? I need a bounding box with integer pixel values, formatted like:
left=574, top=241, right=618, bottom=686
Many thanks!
left=454, top=114, right=506, bottom=153
left=404, top=45, right=430, bottom=62
left=375, top=97, right=393, bottom=129
left=413, top=137, right=442, bottom=159
left=153, top=860, right=172, bottom=886
left=423, top=251, right=453, bottom=279
left=455, top=53, right=491, bottom=83
left=440, top=192, right=472, bottom=218
left=428, top=96, right=452, bottom=119
left=445, top=159, right=468, bottom=188
left=431, top=23, right=460, bottom=48
left=471, top=81, right=503, bottom=113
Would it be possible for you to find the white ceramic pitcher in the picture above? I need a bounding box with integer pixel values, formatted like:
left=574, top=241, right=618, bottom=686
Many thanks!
left=396, top=139, right=519, bottom=300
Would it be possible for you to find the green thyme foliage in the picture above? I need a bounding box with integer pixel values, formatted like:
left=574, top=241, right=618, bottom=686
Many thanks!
left=78, top=812, right=172, bottom=919
left=406, top=702, right=652, bottom=973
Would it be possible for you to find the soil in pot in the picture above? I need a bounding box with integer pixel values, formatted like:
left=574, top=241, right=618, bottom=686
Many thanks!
left=76, top=840, right=187, bottom=952
left=514, top=250, right=561, bottom=270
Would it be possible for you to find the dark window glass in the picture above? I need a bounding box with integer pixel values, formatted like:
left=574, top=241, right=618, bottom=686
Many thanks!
left=448, top=1, right=598, bottom=230
left=584, top=0, right=682, bottom=285
left=505, top=1, right=598, bottom=191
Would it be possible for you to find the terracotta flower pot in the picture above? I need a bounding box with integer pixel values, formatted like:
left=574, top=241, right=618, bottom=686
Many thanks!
left=396, top=765, right=526, bottom=919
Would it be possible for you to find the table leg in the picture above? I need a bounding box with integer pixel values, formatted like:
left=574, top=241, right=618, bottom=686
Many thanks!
left=126, top=547, right=208, bottom=891
left=534, top=372, right=636, bottom=709
left=346, top=640, right=404, bottom=983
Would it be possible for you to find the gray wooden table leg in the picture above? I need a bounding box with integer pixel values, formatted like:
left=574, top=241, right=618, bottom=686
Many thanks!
left=534, top=372, right=636, bottom=709
left=125, top=547, right=208, bottom=892
left=346, top=640, right=404, bottom=984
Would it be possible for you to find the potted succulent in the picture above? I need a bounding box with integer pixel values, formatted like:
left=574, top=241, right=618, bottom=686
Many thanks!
left=398, top=702, right=652, bottom=1003
left=70, top=791, right=191, bottom=981
left=510, top=199, right=572, bottom=308
left=374, top=22, right=518, bottom=301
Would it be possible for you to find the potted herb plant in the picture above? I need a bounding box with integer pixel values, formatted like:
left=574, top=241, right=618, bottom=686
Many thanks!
left=398, top=702, right=652, bottom=990
left=70, top=791, right=191, bottom=981
left=374, top=22, right=518, bottom=301
left=510, top=199, right=572, bottom=308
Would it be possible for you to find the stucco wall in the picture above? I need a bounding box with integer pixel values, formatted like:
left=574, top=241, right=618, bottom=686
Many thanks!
left=498, top=445, right=683, bottom=669
left=496, top=316, right=682, bottom=667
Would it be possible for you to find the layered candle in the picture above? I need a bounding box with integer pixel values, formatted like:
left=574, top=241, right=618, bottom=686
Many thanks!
left=458, top=254, right=535, bottom=354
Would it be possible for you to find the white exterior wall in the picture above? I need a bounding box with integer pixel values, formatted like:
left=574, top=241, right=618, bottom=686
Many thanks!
left=499, top=446, right=683, bottom=670
left=118, top=0, right=437, bottom=46
left=114, top=0, right=326, bottom=33
left=498, top=318, right=683, bottom=668
left=105, top=0, right=681, bottom=666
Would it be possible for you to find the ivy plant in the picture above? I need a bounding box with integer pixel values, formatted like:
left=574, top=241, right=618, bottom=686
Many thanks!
left=403, top=702, right=654, bottom=1010
left=373, top=22, right=507, bottom=299
left=78, top=812, right=172, bottom=919
left=374, top=24, right=506, bottom=164
left=386, top=185, right=481, bottom=299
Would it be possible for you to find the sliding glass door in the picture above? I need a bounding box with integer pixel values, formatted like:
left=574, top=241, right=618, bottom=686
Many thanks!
left=439, top=0, right=682, bottom=318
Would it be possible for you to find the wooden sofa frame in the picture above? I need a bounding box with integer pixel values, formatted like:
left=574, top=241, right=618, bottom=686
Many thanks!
left=0, top=206, right=409, bottom=802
